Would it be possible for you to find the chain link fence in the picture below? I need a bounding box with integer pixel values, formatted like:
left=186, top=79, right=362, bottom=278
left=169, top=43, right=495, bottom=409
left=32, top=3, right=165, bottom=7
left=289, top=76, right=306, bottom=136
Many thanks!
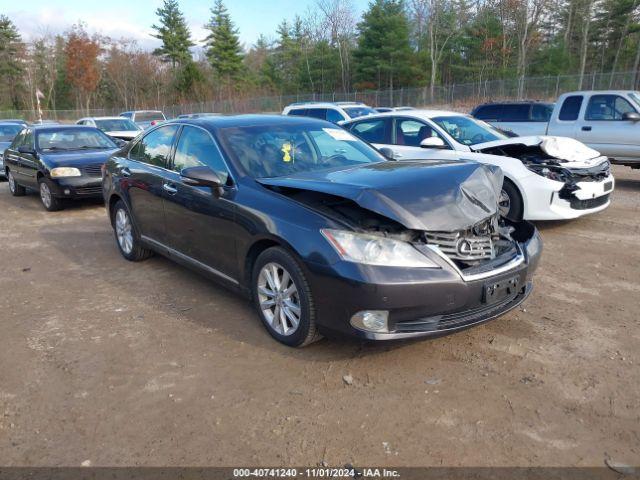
left=2, top=71, right=638, bottom=122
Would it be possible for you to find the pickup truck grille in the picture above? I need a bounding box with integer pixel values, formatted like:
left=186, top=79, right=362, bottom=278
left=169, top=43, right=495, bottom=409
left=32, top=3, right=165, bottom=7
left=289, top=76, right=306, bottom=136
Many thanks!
left=425, top=231, right=495, bottom=262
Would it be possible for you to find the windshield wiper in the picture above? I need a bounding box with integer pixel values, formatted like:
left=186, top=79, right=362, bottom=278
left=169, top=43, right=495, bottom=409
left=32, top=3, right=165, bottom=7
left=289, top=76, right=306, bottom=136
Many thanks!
left=76, top=145, right=109, bottom=150
left=42, top=146, right=69, bottom=151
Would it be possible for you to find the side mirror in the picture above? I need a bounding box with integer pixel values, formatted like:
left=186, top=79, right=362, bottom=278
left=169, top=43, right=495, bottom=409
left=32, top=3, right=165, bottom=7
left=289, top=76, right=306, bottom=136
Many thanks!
left=420, top=137, right=447, bottom=149
left=378, top=147, right=397, bottom=160
left=180, top=166, right=225, bottom=195
left=622, top=112, right=640, bottom=122
left=18, top=145, right=36, bottom=155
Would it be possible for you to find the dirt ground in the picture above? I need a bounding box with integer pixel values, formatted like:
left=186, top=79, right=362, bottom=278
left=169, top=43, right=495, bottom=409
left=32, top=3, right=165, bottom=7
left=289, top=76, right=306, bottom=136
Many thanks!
left=0, top=166, right=638, bottom=468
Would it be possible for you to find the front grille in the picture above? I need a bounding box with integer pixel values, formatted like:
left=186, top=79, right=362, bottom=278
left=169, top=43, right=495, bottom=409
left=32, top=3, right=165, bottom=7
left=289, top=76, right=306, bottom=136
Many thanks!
left=570, top=194, right=610, bottom=210
left=83, top=164, right=104, bottom=177
left=425, top=231, right=494, bottom=262
left=75, top=186, right=103, bottom=196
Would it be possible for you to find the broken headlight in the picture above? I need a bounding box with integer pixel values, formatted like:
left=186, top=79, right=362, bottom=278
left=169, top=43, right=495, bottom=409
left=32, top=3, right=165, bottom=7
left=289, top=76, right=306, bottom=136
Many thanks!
left=321, top=229, right=440, bottom=268
left=526, top=164, right=569, bottom=182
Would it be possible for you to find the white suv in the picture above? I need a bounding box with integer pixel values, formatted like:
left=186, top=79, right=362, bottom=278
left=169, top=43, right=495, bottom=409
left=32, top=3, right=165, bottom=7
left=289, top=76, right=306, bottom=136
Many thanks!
left=282, top=102, right=376, bottom=124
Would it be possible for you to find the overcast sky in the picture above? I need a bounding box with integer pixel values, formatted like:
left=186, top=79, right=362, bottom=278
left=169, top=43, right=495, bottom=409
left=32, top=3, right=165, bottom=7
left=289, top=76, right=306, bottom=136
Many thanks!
left=2, top=0, right=368, bottom=50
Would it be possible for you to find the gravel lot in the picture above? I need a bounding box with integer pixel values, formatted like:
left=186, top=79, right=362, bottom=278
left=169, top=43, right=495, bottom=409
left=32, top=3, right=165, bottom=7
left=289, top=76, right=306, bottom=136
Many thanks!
left=0, top=166, right=638, bottom=467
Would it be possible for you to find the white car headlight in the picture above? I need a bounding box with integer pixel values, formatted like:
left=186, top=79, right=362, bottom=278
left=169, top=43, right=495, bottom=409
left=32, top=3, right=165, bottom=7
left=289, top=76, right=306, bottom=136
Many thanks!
left=321, top=229, right=440, bottom=268
left=50, top=167, right=82, bottom=178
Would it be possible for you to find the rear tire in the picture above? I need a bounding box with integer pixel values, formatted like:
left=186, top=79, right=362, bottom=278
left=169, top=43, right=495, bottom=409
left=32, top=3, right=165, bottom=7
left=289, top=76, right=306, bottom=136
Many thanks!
left=252, top=247, right=321, bottom=347
left=38, top=178, right=63, bottom=211
left=7, top=170, right=26, bottom=196
left=499, top=179, right=523, bottom=221
left=111, top=200, right=153, bottom=262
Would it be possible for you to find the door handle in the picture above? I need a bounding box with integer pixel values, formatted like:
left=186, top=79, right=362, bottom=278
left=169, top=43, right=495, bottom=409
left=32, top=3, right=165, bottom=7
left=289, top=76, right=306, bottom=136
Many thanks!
left=163, top=183, right=178, bottom=195
left=582, top=126, right=592, bottom=131
left=120, top=167, right=131, bottom=177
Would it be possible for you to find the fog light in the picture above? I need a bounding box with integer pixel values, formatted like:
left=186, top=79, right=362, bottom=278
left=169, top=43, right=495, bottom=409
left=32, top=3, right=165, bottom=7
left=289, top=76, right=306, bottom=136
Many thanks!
left=350, top=310, right=389, bottom=333
left=64, top=189, right=70, bottom=195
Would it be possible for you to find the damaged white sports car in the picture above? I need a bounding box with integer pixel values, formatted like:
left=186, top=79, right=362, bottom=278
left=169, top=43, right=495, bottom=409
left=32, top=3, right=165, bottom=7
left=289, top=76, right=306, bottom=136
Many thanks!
left=343, top=110, right=615, bottom=221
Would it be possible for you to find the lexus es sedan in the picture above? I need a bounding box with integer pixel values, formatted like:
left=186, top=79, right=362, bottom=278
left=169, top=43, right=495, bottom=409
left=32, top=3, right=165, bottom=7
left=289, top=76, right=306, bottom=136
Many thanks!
left=343, top=110, right=614, bottom=221
left=4, top=125, right=120, bottom=211
left=103, top=115, right=542, bottom=347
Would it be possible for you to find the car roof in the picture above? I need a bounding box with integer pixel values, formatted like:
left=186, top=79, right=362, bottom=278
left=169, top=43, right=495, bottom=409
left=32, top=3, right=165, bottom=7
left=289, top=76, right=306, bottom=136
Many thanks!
left=342, top=109, right=468, bottom=122
left=80, top=116, right=130, bottom=121
left=561, top=90, right=638, bottom=96
left=164, top=114, right=334, bottom=130
left=475, top=100, right=553, bottom=105
left=286, top=102, right=365, bottom=108
left=31, top=124, right=99, bottom=132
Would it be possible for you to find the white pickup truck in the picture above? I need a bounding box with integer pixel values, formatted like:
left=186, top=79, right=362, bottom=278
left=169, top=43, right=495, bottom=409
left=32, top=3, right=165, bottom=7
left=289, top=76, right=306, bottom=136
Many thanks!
left=472, top=91, right=640, bottom=167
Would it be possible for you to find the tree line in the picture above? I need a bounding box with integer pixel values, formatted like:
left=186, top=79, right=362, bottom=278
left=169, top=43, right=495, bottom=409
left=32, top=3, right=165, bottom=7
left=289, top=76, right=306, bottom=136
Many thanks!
left=0, top=0, right=639, bottom=112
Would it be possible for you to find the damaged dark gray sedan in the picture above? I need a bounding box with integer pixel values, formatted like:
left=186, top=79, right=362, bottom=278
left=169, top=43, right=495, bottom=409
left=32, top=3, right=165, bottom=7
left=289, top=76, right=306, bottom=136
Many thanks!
left=103, top=115, right=542, bottom=347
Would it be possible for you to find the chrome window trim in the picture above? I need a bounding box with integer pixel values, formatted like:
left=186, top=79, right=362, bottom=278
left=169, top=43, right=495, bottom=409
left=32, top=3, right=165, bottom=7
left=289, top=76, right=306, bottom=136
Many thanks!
left=426, top=244, right=525, bottom=282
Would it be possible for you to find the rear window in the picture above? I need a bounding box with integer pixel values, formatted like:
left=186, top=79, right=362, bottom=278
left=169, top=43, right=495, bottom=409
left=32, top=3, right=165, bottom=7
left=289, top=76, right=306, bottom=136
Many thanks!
left=559, top=96, right=583, bottom=121
left=500, top=104, right=530, bottom=121
left=0, top=124, right=22, bottom=142
left=343, top=106, right=376, bottom=119
left=532, top=104, right=554, bottom=122
left=134, top=111, right=165, bottom=122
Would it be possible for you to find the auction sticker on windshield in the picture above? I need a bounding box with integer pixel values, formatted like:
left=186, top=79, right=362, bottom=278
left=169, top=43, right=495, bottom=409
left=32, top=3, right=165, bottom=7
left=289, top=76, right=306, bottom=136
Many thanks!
left=323, top=128, right=357, bottom=141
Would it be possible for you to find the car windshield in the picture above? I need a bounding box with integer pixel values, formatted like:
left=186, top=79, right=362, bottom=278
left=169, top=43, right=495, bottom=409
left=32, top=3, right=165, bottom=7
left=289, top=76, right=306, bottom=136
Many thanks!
left=343, top=106, right=377, bottom=118
left=628, top=92, right=640, bottom=108
left=218, top=123, right=386, bottom=178
left=37, top=129, right=117, bottom=151
left=95, top=118, right=140, bottom=132
left=0, top=124, right=22, bottom=141
left=432, top=115, right=508, bottom=146
left=135, top=112, right=165, bottom=122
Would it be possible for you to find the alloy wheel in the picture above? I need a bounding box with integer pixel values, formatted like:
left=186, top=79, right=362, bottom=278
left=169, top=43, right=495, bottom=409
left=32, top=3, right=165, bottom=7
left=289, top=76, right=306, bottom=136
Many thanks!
left=115, top=208, right=134, bottom=254
left=8, top=172, right=16, bottom=193
left=257, top=262, right=301, bottom=336
left=39, top=182, right=52, bottom=209
left=498, top=189, right=511, bottom=217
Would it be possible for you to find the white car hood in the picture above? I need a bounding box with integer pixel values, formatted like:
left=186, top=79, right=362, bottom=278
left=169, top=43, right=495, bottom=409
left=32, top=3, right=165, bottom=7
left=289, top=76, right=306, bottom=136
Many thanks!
left=472, top=135, right=606, bottom=168
left=106, top=130, right=140, bottom=140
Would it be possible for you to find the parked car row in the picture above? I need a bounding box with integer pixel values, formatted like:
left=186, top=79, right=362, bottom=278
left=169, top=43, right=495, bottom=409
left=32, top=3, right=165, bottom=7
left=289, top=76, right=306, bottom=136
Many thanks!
left=2, top=89, right=635, bottom=348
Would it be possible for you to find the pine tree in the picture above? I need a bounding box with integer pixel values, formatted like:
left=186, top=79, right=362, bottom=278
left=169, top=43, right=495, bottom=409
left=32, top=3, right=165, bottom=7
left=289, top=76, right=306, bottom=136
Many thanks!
left=204, top=0, right=244, bottom=80
left=0, top=15, right=24, bottom=109
left=151, top=0, right=194, bottom=68
left=352, top=0, right=414, bottom=90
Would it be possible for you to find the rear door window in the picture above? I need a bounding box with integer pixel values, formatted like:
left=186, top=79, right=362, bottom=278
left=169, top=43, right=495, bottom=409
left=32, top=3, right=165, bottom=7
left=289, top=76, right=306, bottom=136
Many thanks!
left=559, top=96, right=583, bottom=121
left=129, top=125, right=179, bottom=168
left=306, top=108, right=328, bottom=120
left=585, top=95, right=637, bottom=120
left=287, top=109, right=308, bottom=117
left=500, top=104, right=531, bottom=122
left=325, top=109, right=345, bottom=123
left=349, top=118, right=391, bottom=144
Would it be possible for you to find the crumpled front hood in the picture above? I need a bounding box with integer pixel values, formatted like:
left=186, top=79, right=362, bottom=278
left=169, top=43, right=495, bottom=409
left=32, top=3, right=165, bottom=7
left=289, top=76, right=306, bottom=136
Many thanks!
left=472, top=135, right=605, bottom=166
left=258, top=160, right=503, bottom=231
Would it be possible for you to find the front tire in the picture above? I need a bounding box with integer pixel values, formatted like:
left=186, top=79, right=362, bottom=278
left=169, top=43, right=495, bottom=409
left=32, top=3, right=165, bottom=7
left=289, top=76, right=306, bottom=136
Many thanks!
left=7, top=170, right=26, bottom=196
left=111, top=200, right=153, bottom=262
left=252, top=247, right=320, bottom=347
left=499, top=179, right=523, bottom=221
left=38, top=178, right=63, bottom=211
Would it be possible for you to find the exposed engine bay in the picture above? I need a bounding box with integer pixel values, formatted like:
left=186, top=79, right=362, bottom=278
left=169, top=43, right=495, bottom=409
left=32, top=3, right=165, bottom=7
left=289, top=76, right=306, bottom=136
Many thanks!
left=268, top=186, right=526, bottom=270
